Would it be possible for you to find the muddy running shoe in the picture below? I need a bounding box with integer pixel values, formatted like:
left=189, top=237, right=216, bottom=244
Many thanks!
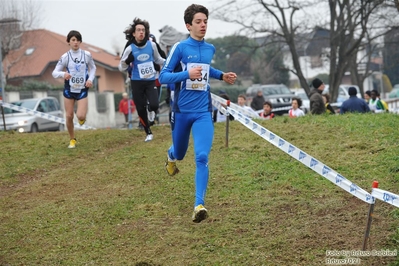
left=192, top=204, right=208, bottom=223
left=165, top=159, right=179, bottom=176
left=68, top=138, right=77, bottom=149
left=78, top=119, right=86, bottom=126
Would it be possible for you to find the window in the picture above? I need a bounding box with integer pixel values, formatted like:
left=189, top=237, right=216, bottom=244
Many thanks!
left=47, top=99, right=58, bottom=112
left=37, top=100, right=48, bottom=113
left=25, top=47, right=35, bottom=55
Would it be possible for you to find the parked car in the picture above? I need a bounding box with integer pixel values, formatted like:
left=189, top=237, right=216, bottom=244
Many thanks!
left=246, top=84, right=293, bottom=115
left=388, top=88, right=399, bottom=99
left=322, top=84, right=362, bottom=106
left=291, top=88, right=310, bottom=113
left=0, top=97, right=64, bottom=133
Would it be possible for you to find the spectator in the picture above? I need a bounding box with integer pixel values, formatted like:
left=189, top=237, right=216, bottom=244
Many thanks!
left=289, top=97, right=305, bottom=117
left=322, top=93, right=335, bottom=114
left=237, top=94, right=259, bottom=117
left=213, top=93, right=233, bottom=123
left=259, top=101, right=274, bottom=119
left=364, top=90, right=371, bottom=104
left=119, top=92, right=136, bottom=124
left=368, top=89, right=385, bottom=113
left=309, top=78, right=326, bottom=114
left=340, top=87, right=370, bottom=114
left=375, top=90, right=389, bottom=112
left=251, top=90, right=264, bottom=111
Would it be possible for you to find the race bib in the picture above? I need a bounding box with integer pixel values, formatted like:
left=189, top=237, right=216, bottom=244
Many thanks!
left=186, top=63, right=209, bottom=91
left=137, top=61, right=155, bottom=79
left=69, top=63, right=86, bottom=92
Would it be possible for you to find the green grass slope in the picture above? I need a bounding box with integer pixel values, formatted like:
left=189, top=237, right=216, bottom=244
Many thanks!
left=1, top=113, right=398, bottom=265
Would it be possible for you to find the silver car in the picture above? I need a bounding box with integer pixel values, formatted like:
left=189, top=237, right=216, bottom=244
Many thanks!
left=0, top=97, right=64, bottom=133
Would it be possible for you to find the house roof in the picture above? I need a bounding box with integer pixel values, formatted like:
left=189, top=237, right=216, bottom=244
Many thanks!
left=5, top=29, right=120, bottom=79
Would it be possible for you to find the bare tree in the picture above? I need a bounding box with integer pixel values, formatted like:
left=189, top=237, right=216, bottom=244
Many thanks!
left=326, top=1, right=396, bottom=101
left=0, top=0, right=42, bottom=90
left=212, top=0, right=398, bottom=101
left=212, top=0, right=318, bottom=95
left=0, top=0, right=43, bottom=60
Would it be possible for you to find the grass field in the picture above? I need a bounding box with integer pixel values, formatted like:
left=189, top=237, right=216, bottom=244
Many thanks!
left=1, top=113, right=399, bottom=265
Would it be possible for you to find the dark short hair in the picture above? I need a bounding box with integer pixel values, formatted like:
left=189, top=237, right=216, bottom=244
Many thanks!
left=66, top=30, right=82, bottom=43
left=371, top=89, right=379, bottom=96
left=238, top=94, right=246, bottom=100
left=220, top=94, right=230, bottom=100
left=292, top=97, right=302, bottom=107
left=184, top=4, right=208, bottom=25
left=263, top=101, right=272, bottom=108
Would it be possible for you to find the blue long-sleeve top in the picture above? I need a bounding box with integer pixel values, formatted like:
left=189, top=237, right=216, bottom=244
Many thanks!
left=340, top=96, right=371, bottom=114
left=159, top=36, right=223, bottom=113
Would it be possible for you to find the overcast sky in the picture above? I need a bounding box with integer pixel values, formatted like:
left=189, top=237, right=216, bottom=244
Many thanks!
left=35, top=0, right=241, bottom=54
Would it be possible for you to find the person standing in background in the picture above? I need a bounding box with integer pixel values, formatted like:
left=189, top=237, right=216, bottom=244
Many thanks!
left=288, top=97, right=305, bottom=117
left=251, top=90, right=264, bottom=112
left=309, top=78, right=326, bottom=114
left=119, top=92, right=136, bottom=124
left=368, top=89, right=385, bottom=113
left=52, top=30, right=96, bottom=149
left=259, top=101, right=274, bottom=119
left=340, top=87, right=370, bottom=114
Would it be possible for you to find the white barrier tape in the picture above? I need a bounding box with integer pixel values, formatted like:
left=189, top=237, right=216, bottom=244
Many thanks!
left=210, top=93, right=374, bottom=204
left=371, top=188, right=399, bottom=208
left=211, top=94, right=292, bottom=118
left=1, top=102, right=95, bottom=130
left=211, top=94, right=258, bottom=119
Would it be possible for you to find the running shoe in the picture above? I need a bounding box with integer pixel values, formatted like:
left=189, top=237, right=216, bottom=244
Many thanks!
left=192, top=204, right=208, bottom=223
left=144, top=134, right=153, bottom=142
left=165, top=159, right=179, bottom=176
left=68, top=138, right=77, bottom=149
left=78, top=119, right=86, bottom=126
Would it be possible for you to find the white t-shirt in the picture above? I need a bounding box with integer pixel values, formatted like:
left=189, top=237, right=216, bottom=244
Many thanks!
left=289, top=108, right=305, bottom=117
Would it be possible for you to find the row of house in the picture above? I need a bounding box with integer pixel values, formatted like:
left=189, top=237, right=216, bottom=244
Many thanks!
left=3, top=28, right=126, bottom=94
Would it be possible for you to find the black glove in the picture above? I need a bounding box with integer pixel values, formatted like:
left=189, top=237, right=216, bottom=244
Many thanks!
left=165, top=97, right=170, bottom=105
left=125, top=53, right=134, bottom=65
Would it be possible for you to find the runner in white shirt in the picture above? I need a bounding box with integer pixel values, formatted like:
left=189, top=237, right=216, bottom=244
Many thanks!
left=237, top=94, right=259, bottom=118
left=288, top=97, right=305, bottom=118
left=52, top=30, right=96, bottom=149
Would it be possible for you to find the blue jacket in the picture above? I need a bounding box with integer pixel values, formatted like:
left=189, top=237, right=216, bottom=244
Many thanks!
left=159, top=37, right=223, bottom=113
left=340, top=96, right=370, bottom=114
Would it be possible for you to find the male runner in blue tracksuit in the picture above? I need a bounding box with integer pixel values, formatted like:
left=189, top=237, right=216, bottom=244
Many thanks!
left=159, top=4, right=237, bottom=223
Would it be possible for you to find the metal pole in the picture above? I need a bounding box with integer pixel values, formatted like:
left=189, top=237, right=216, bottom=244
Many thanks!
left=128, top=83, right=133, bottom=130
left=0, top=27, right=4, bottom=102
left=1, top=105, right=6, bottom=131
left=0, top=28, right=6, bottom=131
left=362, top=180, right=379, bottom=250
left=225, top=100, right=230, bottom=148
